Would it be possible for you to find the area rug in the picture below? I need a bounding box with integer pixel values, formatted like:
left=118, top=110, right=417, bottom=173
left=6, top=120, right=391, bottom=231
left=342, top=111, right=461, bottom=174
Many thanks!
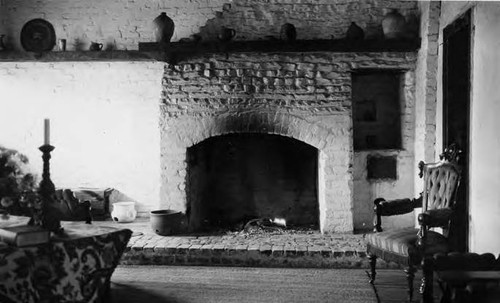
left=110, top=266, right=377, bottom=303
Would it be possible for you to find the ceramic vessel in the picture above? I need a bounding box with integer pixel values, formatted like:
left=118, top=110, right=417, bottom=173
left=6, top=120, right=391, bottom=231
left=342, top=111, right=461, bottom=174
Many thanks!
left=346, top=22, right=364, bottom=41
left=280, top=23, right=297, bottom=42
left=382, top=9, right=406, bottom=39
left=111, top=202, right=137, bottom=223
left=153, top=12, right=175, bottom=44
left=218, top=27, right=236, bottom=42
left=89, top=42, right=103, bottom=51
left=150, top=210, right=187, bottom=236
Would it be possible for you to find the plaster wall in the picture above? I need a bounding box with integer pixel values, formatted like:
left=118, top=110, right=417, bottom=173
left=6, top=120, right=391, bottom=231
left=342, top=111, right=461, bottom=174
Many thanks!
left=352, top=70, right=416, bottom=231
left=0, top=0, right=227, bottom=51
left=0, top=62, right=164, bottom=214
left=468, top=3, right=500, bottom=254
left=436, top=1, right=500, bottom=254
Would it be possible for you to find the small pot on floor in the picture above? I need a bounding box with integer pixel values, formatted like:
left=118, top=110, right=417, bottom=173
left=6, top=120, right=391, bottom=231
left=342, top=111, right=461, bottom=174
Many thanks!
left=150, top=210, right=187, bottom=236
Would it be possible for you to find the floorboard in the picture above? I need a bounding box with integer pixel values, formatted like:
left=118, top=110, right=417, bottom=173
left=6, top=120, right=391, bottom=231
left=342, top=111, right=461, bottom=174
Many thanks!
left=111, top=266, right=444, bottom=303
left=373, top=269, right=441, bottom=303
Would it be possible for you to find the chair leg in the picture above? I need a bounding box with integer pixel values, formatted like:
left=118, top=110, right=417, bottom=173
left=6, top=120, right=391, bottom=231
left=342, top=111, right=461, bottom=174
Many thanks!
left=369, top=254, right=377, bottom=284
left=405, top=265, right=417, bottom=302
left=421, top=257, right=434, bottom=303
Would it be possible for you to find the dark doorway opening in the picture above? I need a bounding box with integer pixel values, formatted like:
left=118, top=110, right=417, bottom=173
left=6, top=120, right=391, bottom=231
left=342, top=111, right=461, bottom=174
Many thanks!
left=186, top=133, right=319, bottom=232
left=443, top=9, right=471, bottom=252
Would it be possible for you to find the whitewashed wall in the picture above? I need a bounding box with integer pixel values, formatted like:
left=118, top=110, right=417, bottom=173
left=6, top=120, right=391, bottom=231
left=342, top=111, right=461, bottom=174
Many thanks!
left=0, top=0, right=227, bottom=51
left=0, top=0, right=421, bottom=228
left=435, top=1, right=500, bottom=254
left=0, top=62, right=164, bottom=214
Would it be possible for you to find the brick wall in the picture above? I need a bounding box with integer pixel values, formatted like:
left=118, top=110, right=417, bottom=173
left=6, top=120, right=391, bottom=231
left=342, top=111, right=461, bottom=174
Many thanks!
left=0, top=0, right=418, bottom=51
left=160, top=51, right=417, bottom=233
left=204, top=0, right=419, bottom=41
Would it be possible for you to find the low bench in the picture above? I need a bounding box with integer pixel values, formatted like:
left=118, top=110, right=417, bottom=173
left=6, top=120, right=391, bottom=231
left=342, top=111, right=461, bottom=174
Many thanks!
left=424, top=252, right=500, bottom=303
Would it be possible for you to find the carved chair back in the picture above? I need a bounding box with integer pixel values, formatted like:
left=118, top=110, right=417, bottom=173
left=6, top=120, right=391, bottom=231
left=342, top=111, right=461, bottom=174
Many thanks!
left=422, top=161, right=461, bottom=212
left=418, top=144, right=462, bottom=238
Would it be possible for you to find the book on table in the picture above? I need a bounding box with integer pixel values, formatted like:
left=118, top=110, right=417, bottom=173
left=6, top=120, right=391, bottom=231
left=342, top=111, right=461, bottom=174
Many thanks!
left=0, top=214, right=31, bottom=228
left=0, top=224, right=51, bottom=247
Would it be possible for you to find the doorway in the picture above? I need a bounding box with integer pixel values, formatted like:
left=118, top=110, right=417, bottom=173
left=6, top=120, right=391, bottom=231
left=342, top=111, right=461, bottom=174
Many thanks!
left=443, top=9, right=471, bottom=252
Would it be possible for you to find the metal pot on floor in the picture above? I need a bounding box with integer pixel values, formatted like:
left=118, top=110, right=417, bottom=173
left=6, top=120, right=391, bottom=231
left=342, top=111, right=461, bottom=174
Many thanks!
left=150, top=210, right=187, bottom=236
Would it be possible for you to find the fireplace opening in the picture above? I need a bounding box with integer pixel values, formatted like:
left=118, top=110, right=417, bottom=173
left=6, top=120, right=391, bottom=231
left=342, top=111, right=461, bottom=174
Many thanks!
left=186, top=133, right=319, bottom=232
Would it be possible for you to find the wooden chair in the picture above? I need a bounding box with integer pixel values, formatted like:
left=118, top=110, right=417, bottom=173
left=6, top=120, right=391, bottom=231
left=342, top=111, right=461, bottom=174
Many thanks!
left=365, top=145, right=462, bottom=302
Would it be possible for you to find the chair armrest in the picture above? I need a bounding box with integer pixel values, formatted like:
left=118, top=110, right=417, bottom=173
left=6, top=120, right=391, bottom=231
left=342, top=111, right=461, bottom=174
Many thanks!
left=373, top=196, right=422, bottom=232
left=418, top=208, right=453, bottom=228
left=376, top=197, right=422, bottom=216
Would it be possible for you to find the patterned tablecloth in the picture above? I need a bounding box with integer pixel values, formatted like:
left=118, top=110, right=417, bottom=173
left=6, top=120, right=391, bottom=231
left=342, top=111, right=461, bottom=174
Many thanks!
left=0, top=221, right=132, bottom=303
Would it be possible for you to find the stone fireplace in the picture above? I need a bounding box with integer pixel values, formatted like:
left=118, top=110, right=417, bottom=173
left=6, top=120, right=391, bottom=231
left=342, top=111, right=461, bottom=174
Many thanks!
left=0, top=0, right=425, bottom=235
left=159, top=50, right=416, bottom=233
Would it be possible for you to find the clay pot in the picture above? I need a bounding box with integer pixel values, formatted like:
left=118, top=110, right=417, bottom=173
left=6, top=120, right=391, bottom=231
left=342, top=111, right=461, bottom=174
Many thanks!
left=153, top=12, right=175, bottom=44
left=382, top=9, right=406, bottom=39
left=346, top=22, right=364, bottom=41
left=150, top=210, right=187, bottom=236
left=280, top=23, right=297, bottom=42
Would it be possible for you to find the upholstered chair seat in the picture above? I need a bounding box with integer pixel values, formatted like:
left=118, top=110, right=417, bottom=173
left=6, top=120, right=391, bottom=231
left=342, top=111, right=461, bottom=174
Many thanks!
left=365, top=227, right=449, bottom=265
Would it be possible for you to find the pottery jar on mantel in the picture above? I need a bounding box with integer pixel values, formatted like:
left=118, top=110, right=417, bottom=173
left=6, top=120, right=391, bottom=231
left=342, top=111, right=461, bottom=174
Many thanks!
left=153, top=12, right=175, bottom=44
left=381, top=9, right=406, bottom=39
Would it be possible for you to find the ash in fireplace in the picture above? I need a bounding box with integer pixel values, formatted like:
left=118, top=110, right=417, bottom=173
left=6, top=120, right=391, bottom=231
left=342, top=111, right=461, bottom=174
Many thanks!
left=241, top=217, right=287, bottom=233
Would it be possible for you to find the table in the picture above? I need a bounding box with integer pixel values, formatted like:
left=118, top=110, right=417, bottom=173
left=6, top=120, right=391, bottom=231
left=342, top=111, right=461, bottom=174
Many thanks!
left=0, top=221, right=132, bottom=303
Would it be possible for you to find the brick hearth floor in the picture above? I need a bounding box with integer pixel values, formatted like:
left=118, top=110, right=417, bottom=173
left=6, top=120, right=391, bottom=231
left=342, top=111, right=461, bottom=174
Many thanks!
left=95, top=218, right=399, bottom=269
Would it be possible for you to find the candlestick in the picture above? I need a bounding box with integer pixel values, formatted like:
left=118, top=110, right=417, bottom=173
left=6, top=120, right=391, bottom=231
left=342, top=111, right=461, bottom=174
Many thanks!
left=36, top=144, right=62, bottom=233
left=44, top=119, right=50, bottom=145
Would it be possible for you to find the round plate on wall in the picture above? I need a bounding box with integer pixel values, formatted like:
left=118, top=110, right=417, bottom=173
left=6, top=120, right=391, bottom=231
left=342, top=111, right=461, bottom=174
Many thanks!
left=20, top=18, right=56, bottom=52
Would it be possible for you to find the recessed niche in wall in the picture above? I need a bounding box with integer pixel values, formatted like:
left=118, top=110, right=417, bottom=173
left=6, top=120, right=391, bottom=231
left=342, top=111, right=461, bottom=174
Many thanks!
left=367, top=155, right=397, bottom=180
left=352, top=70, right=403, bottom=150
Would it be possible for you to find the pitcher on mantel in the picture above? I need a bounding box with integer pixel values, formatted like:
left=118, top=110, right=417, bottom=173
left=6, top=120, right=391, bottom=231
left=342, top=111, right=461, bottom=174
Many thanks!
left=153, top=12, right=175, bottom=47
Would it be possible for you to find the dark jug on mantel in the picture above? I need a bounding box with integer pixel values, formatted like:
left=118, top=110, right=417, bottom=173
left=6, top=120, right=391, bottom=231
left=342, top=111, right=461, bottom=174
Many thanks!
left=153, top=12, right=175, bottom=44
left=218, top=27, right=236, bottom=42
left=280, top=23, right=297, bottom=42
left=346, top=22, right=364, bottom=41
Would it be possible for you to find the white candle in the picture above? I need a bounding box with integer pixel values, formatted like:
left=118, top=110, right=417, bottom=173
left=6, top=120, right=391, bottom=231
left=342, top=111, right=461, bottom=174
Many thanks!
left=44, top=119, right=50, bottom=145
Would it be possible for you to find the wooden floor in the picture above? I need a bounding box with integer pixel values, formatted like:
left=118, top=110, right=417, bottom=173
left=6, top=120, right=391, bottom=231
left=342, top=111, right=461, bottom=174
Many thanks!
left=374, top=269, right=440, bottom=303
left=111, top=266, right=442, bottom=303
